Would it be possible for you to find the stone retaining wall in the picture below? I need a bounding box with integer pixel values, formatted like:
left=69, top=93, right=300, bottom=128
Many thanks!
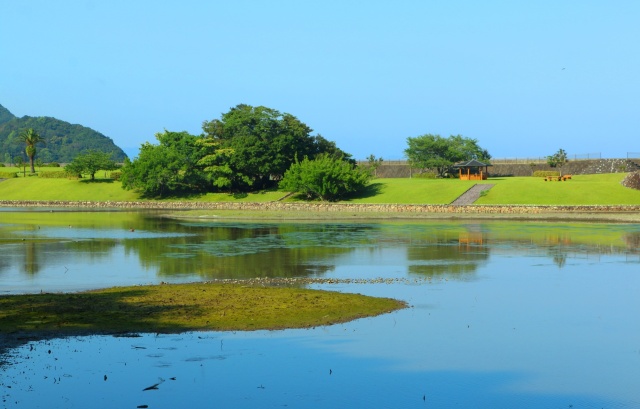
left=1, top=200, right=639, bottom=214
left=371, top=159, right=640, bottom=178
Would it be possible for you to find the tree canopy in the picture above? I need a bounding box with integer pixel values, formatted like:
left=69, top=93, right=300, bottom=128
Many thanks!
left=120, top=105, right=354, bottom=198
left=202, top=104, right=352, bottom=190
left=120, top=131, right=211, bottom=198
left=19, top=128, right=45, bottom=173
left=405, top=134, right=491, bottom=177
left=547, top=148, right=568, bottom=170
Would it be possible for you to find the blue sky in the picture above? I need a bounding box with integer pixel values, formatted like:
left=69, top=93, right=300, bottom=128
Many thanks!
left=2, top=1, right=639, bottom=160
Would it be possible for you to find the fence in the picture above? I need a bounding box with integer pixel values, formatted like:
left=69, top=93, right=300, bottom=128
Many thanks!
left=358, top=153, right=603, bottom=166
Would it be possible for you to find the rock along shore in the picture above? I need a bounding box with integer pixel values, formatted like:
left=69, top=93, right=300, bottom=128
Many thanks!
left=1, top=200, right=640, bottom=217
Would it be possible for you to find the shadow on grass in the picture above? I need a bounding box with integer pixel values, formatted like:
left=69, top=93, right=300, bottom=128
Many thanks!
left=79, top=179, right=115, bottom=184
left=348, top=182, right=385, bottom=200
left=0, top=288, right=195, bottom=356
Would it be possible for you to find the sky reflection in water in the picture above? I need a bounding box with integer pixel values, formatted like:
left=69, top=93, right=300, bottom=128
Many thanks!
left=1, top=212, right=639, bottom=408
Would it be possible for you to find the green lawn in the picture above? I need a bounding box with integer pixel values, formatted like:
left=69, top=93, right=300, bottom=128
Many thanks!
left=475, top=173, right=640, bottom=205
left=0, top=177, right=286, bottom=202
left=1, top=173, right=639, bottom=205
left=0, top=166, right=67, bottom=176
left=338, top=178, right=475, bottom=204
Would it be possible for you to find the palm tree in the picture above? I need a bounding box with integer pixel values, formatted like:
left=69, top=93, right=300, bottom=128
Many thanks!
left=18, top=128, right=45, bottom=173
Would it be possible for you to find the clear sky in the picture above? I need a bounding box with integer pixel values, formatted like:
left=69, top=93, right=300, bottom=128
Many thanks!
left=2, top=1, right=639, bottom=160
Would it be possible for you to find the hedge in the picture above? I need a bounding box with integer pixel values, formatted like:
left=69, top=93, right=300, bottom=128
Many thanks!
left=533, top=170, right=560, bottom=177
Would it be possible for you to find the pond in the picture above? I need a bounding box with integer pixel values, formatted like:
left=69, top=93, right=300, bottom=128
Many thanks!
left=1, top=210, right=640, bottom=408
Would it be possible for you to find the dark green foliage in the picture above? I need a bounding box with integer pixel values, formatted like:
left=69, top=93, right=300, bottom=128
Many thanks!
left=120, top=131, right=210, bottom=197
left=203, top=104, right=352, bottom=191
left=0, top=103, right=15, bottom=124
left=19, top=128, right=45, bottom=173
left=0, top=104, right=127, bottom=163
left=121, top=105, right=353, bottom=197
left=405, top=134, right=491, bottom=178
left=547, top=148, right=568, bottom=169
left=279, top=154, right=372, bottom=201
left=64, top=150, right=118, bottom=180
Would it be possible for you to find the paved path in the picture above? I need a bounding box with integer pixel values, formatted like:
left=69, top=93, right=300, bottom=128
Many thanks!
left=450, top=184, right=495, bottom=205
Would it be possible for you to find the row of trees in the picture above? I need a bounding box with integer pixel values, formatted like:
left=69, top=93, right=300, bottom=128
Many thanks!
left=15, top=105, right=544, bottom=201
left=120, top=104, right=371, bottom=200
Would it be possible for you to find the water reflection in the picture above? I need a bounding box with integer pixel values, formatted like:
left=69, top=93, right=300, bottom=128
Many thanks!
left=1, top=211, right=640, bottom=408
left=1, top=212, right=639, bottom=293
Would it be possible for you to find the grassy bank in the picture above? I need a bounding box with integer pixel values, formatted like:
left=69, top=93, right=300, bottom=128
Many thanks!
left=0, top=283, right=405, bottom=336
left=1, top=173, right=639, bottom=205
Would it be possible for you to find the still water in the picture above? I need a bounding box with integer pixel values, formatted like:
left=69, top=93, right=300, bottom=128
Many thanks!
left=1, top=210, right=640, bottom=408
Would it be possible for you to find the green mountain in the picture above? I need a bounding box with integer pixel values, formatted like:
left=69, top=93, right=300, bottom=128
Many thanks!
left=0, top=103, right=127, bottom=163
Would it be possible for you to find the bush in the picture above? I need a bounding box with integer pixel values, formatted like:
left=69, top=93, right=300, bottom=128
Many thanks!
left=47, top=162, right=61, bottom=167
left=39, top=171, right=70, bottom=179
left=280, top=154, right=372, bottom=201
left=413, top=172, right=438, bottom=179
left=533, top=170, right=560, bottom=177
left=0, top=172, right=18, bottom=178
left=0, top=163, right=5, bottom=167
left=111, top=171, right=122, bottom=181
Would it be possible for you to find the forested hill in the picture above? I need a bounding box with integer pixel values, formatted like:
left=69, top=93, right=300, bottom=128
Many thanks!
left=0, top=103, right=127, bottom=163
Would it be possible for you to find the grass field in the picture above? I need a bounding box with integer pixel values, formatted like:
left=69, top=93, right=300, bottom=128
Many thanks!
left=341, top=178, right=473, bottom=204
left=1, top=172, right=639, bottom=205
left=474, top=173, right=640, bottom=205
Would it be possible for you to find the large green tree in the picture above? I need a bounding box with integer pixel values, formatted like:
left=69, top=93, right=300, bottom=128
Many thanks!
left=279, top=154, right=372, bottom=201
left=405, top=134, right=491, bottom=178
left=202, top=104, right=352, bottom=190
left=120, top=131, right=208, bottom=197
left=64, top=150, right=118, bottom=180
left=18, top=128, right=45, bottom=173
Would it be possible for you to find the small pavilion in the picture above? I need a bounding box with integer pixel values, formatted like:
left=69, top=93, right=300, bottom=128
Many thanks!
left=452, top=160, right=492, bottom=180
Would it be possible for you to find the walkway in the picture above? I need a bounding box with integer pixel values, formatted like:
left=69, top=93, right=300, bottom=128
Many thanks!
left=450, top=184, right=495, bottom=205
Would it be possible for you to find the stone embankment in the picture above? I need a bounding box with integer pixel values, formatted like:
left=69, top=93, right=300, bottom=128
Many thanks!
left=1, top=200, right=639, bottom=215
left=370, top=159, right=640, bottom=178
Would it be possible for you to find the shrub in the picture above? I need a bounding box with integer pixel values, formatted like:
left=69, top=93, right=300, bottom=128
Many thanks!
left=111, top=171, right=122, bottom=181
left=39, top=171, right=70, bottom=179
left=0, top=172, right=18, bottom=178
left=413, top=172, right=438, bottom=179
left=280, top=154, right=372, bottom=201
left=533, top=170, right=560, bottom=177
left=47, top=162, right=61, bottom=167
left=0, top=163, right=5, bottom=167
